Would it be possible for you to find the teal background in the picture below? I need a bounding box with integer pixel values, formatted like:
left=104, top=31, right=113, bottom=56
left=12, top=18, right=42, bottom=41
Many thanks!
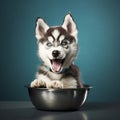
left=0, top=0, right=120, bottom=102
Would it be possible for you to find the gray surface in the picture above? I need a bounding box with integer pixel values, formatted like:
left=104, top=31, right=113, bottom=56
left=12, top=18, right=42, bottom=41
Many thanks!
left=0, top=101, right=120, bottom=120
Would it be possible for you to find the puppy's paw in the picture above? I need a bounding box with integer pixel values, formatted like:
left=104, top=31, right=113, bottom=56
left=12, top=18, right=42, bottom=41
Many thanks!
left=50, top=81, right=63, bottom=88
left=30, top=79, right=46, bottom=88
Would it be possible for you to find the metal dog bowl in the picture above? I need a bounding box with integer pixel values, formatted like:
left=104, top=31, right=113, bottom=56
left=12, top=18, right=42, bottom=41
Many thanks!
left=25, top=84, right=91, bottom=111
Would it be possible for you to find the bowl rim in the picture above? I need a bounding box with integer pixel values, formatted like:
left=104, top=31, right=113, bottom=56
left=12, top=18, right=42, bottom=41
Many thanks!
left=25, top=84, right=92, bottom=91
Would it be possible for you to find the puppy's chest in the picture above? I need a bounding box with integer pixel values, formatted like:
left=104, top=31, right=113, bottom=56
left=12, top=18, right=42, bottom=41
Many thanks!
left=47, top=70, right=76, bottom=81
left=48, top=72, right=63, bottom=80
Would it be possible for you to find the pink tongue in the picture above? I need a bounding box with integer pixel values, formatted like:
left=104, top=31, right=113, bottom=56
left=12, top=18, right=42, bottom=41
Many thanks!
left=52, top=60, right=62, bottom=72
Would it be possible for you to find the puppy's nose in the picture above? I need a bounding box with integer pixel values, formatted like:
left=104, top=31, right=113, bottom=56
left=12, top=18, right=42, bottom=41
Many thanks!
left=52, top=50, right=60, bottom=58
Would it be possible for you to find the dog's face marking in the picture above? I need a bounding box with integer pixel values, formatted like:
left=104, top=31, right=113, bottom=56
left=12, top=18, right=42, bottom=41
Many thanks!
left=35, top=14, right=78, bottom=73
left=59, top=35, right=65, bottom=43
left=52, top=29, right=60, bottom=40
left=48, top=36, right=54, bottom=43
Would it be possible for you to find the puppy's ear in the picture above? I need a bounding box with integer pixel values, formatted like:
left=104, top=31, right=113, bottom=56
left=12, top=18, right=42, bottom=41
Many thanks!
left=62, top=14, right=78, bottom=41
left=35, top=18, right=49, bottom=40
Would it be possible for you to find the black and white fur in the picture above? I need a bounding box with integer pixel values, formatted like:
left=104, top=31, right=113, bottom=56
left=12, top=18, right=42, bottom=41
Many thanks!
left=30, top=14, right=83, bottom=88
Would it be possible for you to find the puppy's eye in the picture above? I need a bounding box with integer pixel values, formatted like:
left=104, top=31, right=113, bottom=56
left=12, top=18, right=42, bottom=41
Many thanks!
left=61, top=40, right=69, bottom=47
left=46, top=42, right=52, bottom=47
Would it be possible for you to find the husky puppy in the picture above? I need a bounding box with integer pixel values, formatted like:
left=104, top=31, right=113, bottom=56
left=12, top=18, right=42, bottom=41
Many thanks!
left=30, top=14, right=83, bottom=88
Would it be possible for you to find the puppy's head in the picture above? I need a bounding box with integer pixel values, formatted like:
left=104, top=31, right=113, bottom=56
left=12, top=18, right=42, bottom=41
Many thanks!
left=35, top=14, right=78, bottom=73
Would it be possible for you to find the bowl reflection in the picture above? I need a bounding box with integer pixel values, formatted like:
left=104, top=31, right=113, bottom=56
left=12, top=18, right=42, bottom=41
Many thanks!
left=30, top=111, right=88, bottom=120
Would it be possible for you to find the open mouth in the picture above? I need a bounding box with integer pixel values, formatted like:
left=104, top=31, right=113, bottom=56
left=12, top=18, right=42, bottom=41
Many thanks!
left=50, top=59, right=65, bottom=73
